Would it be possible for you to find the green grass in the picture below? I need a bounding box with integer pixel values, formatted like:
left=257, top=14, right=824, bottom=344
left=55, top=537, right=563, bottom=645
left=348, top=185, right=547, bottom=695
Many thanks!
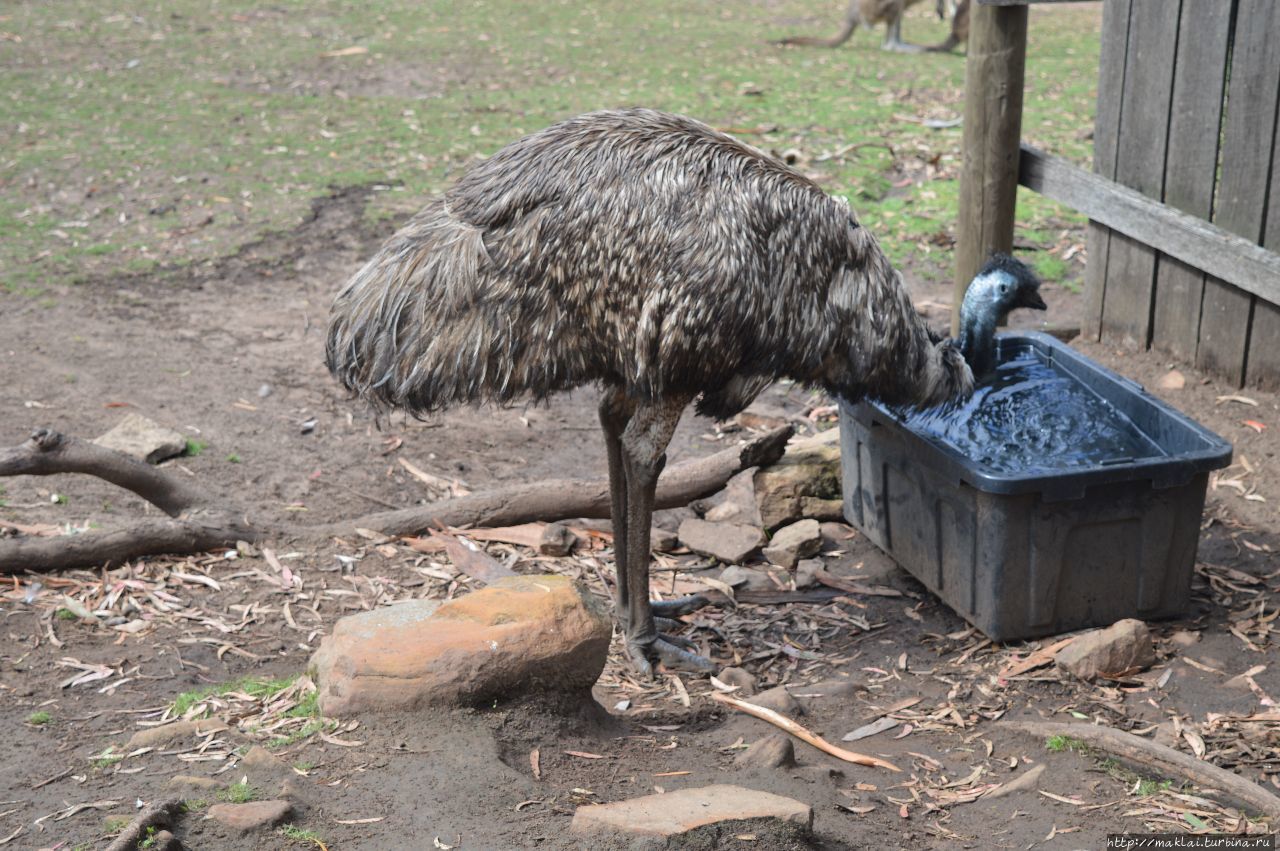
left=267, top=718, right=330, bottom=750
left=279, top=824, right=325, bottom=845
left=170, top=674, right=297, bottom=717
left=91, top=747, right=123, bottom=769
left=183, top=438, right=209, bottom=457
left=55, top=607, right=79, bottom=621
left=225, top=452, right=241, bottom=463
left=139, top=826, right=159, bottom=849
left=27, top=710, right=52, bottom=725
left=218, top=780, right=259, bottom=804
left=103, top=815, right=131, bottom=835
left=1045, top=734, right=1085, bottom=754
left=1, top=1, right=1102, bottom=296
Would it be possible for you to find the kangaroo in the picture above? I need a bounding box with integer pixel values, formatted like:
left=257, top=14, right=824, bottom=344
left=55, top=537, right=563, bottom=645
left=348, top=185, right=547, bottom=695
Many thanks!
left=926, top=0, right=969, bottom=53
left=774, top=0, right=963, bottom=53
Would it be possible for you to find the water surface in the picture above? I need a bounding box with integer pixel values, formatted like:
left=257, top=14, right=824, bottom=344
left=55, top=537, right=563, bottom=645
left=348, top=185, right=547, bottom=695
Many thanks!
left=901, top=349, right=1166, bottom=475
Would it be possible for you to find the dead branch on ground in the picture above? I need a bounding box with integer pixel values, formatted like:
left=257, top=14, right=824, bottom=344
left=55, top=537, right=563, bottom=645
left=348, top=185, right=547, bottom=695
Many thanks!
left=1000, top=720, right=1280, bottom=822
left=103, top=797, right=185, bottom=851
left=0, top=425, right=792, bottom=574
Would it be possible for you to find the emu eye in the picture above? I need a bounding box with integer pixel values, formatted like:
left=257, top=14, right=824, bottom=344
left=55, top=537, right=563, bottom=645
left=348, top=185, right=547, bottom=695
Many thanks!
left=999, top=283, right=1009, bottom=295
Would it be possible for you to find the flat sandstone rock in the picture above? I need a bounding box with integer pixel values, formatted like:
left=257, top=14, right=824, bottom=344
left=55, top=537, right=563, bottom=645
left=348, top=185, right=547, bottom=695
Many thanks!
left=571, top=784, right=812, bottom=845
left=677, top=518, right=765, bottom=564
left=309, top=575, right=611, bottom=714
left=94, top=413, right=187, bottom=464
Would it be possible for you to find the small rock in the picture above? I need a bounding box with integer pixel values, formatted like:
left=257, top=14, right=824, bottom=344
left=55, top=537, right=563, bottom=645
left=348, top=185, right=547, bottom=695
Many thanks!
left=986, top=763, right=1046, bottom=799
left=677, top=518, right=765, bottom=565
left=166, top=775, right=225, bottom=794
left=257, top=383, right=273, bottom=398
left=93, top=413, right=187, bottom=464
left=1158, top=370, right=1186, bottom=390
left=798, top=496, right=845, bottom=521
left=702, top=468, right=764, bottom=527
left=1168, top=629, right=1200, bottom=648
left=310, top=575, right=611, bottom=714
left=716, top=667, right=757, bottom=695
left=763, top=519, right=822, bottom=569
left=735, top=733, right=796, bottom=769
left=126, top=718, right=227, bottom=751
left=818, top=522, right=857, bottom=550
left=538, top=522, right=577, bottom=557
left=794, top=558, right=822, bottom=589
left=751, top=685, right=802, bottom=716
left=718, top=565, right=774, bottom=592
left=650, top=528, right=679, bottom=553
left=570, top=784, right=811, bottom=846
left=796, top=677, right=860, bottom=700
left=753, top=438, right=840, bottom=531
left=207, top=799, right=292, bottom=833
left=145, top=829, right=182, bottom=851
left=1055, top=618, right=1155, bottom=682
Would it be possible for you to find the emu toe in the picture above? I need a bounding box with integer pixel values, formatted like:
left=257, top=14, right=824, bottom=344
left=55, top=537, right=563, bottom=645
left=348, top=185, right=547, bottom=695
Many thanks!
left=650, top=594, right=711, bottom=618
left=626, top=633, right=718, bottom=678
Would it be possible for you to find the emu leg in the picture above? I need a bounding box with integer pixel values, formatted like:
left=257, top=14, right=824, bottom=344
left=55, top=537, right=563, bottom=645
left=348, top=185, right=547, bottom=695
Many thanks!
left=620, top=397, right=716, bottom=677
left=598, top=390, right=634, bottom=629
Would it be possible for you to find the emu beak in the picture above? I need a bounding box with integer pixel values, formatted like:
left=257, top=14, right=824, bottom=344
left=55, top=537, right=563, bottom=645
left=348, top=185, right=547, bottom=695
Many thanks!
left=1020, top=290, right=1047, bottom=311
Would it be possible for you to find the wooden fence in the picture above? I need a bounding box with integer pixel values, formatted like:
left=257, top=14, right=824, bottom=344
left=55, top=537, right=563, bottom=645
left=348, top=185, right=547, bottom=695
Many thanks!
left=959, top=0, right=1280, bottom=390
left=1083, top=0, right=1280, bottom=389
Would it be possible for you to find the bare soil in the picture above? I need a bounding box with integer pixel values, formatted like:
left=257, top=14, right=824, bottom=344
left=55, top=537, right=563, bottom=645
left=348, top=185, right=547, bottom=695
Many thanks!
left=1, top=190, right=1277, bottom=851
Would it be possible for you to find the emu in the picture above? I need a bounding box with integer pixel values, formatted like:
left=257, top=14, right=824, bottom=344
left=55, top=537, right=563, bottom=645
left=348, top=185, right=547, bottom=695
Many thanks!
left=327, top=108, right=1026, bottom=676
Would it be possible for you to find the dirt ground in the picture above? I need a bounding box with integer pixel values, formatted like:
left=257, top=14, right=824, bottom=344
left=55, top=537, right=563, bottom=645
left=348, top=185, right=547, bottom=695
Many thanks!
left=1, top=184, right=1277, bottom=851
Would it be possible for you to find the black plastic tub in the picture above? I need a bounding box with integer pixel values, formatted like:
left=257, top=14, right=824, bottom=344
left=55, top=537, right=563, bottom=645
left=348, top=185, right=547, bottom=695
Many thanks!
left=839, top=332, right=1233, bottom=642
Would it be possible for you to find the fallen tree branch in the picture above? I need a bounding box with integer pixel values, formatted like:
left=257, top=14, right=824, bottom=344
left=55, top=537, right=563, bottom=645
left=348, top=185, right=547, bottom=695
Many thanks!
left=103, top=797, right=184, bottom=851
left=0, top=514, right=258, bottom=575
left=0, top=429, right=205, bottom=515
left=0, top=425, right=793, bottom=573
left=1000, top=720, right=1280, bottom=822
left=711, top=691, right=901, bottom=772
left=321, top=425, right=794, bottom=537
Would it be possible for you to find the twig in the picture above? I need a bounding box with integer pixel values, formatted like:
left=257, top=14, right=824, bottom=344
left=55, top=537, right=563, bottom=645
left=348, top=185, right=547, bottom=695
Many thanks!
left=1000, top=720, right=1280, bottom=822
left=103, top=798, right=184, bottom=851
left=711, top=692, right=901, bottom=772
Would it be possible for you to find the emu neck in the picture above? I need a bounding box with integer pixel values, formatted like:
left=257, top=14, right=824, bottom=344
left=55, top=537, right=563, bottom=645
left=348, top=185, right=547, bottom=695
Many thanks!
left=959, top=300, right=1000, bottom=378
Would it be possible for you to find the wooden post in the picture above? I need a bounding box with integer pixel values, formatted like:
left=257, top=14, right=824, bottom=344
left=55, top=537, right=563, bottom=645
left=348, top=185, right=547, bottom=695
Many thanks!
left=952, top=2, right=1029, bottom=336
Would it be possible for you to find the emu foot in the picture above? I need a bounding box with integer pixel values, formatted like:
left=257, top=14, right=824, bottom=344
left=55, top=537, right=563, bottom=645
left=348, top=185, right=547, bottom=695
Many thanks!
left=625, top=634, right=718, bottom=679
left=651, top=594, right=711, bottom=618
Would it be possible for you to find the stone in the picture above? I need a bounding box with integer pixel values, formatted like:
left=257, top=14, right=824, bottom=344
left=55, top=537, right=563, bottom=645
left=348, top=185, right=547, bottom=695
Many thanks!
left=239, top=745, right=295, bottom=794
left=1168, top=629, right=1200, bottom=648
left=126, top=718, right=227, bottom=751
left=795, top=678, right=860, bottom=700
left=716, top=667, right=757, bottom=696
left=677, top=519, right=765, bottom=565
left=703, top=468, right=764, bottom=527
left=794, top=559, right=822, bottom=589
left=166, top=774, right=225, bottom=795
left=735, top=733, right=796, bottom=769
left=207, top=799, right=292, bottom=833
left=94, top=413, right=188, bottom=464
left=763, top=520, right=822, bottom=569
left=819, top=522, right=857, bottom=549
left=309, top=575, right=612, bottom=714
left=145, top=829, right=181, bottom=851
left=570, top=784, right=811, bottom=846
left=1055, top=619, right=1155, bottom=682
left=1158, top=370, right=1186, bottom=390
left=718, top=565, right=775, bottom=592
left=538, top=522, right=577, bottom=557
left=650, top=528, right=679, bottom=553
left=752, top=435, right=841, bottom=531
left=751, top=685, right=802, bottom=716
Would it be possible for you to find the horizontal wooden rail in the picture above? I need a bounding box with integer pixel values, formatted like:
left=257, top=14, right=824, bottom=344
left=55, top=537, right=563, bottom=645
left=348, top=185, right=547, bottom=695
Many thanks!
left=1018, top=144, right=1280, bottom=307
left=977, top=1, right=1098, bottom=5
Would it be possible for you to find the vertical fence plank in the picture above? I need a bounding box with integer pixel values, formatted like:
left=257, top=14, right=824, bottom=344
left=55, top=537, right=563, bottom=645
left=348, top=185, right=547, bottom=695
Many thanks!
left=1198, top=0, right=1280, bottom=385
left=1149, top=0, right=1234, bottom=362
left=1245, top=129, right=1280, bottom=389
left=1082, top=0, right=1132, bottom=340
left=1098, top=0, right=1181, bottom=349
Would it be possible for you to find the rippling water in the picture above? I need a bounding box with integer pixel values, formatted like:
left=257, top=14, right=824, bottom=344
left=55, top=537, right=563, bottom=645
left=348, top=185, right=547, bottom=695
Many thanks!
left=901, top=349, right=1166, bottom=475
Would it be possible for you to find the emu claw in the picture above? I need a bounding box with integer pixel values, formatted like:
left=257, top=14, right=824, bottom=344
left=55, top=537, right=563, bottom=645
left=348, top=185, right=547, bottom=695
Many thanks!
left=650, top=594, right=711, bottom=618
left=626, top=635, right=717, bottom=679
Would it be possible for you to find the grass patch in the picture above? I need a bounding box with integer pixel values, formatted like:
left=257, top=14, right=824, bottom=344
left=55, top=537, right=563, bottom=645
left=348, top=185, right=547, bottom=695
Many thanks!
left=103, top=814, right=132, bottom=835
left=225, top=452, right=241, bottom=463
left=1045, top=734, right=1085, bottom=754
left=91, top=747, right=123, bottom=770
left=183, top=438, right=209, bottom=457
left=27, top=710, right=52, bottom=725
left=170, top=675, right=297, bottom=718
left=279, top=824, right=325, bottom=845
left=218, top=781, right=259, bottom=804
left=1045, top=735, right=1179, bottom=797
left=55, top=607, right=79, bottom=621
left=139, top=826, right=159, bottom=849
